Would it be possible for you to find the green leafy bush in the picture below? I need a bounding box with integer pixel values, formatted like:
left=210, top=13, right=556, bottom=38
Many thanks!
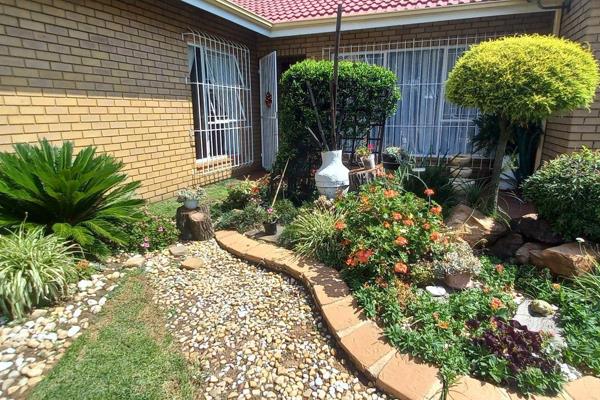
left=0, top=140, right=144, bottom=257
left=276, top=59, right=400, bottom=200
left=118, top=209, right=179, bottom=253
left=522, top=147, right=600, bottom=241
left=0, top=227, right=77, bottom=319
left=214, top=204, right=264, bottom=233
left=273, top=199, right=298, bottom=225
left=336, top=177, right=445, bottom=283
left=446, top=34, right=600, bottom=210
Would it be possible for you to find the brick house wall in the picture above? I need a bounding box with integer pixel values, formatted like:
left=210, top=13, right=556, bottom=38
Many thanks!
left=0, top=0, right=262, bottom=201
left=543, top=0, right=600, bottom=159
left=258, top=12, right=554, bottom=60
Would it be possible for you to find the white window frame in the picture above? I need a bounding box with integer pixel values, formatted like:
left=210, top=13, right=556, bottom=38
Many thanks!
left=183, top=31, right=253, bottom=175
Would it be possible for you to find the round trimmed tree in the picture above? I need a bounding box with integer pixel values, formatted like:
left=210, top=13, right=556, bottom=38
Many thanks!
left=446, top=34, right=599, bottom=211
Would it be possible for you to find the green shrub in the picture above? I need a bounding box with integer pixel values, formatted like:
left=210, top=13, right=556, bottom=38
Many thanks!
left=522, top=147, right=600, bottom=241
left=220, top=178, right=267, bottom=211
left=214, top=204, right=264, bottom=233
left=0, top=140, right=144, bottom=257
left=0, top=227, right=77, bottom=319
left=273, top=199, right=298, bottom=225
left=276, top=59, right=400, bottom=199
left=336, top=177, right=445, bottom=283
left=118, top=209, right=179, bottom=253
left=279, top=206, right=345, bottom=267
left=446, top=34, right=600, bottom=211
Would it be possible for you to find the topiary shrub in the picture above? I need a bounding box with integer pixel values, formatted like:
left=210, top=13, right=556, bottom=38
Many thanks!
left=0, top=140, right=144, bottom=257
left=446, top=34, right=599, bottom=211
left=0, top=226, right=78, bottom=319
left=522, top=147, right=600, bottom=242
left=276, top=60, right=400, bottom=200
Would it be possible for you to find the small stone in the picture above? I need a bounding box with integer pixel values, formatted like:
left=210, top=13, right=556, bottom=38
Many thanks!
left=30, top=309, right=48, bottom=319
left=530, top=299, right=555, bottom=316
left=90, top=305, right=102, bottom=314
left=180, top=257, right=204, bottom=271
left=21, top=364, right=44, bottom=378
left=123, top=255, right=145, bottom=268
left=26, top=339, right=40, bottom=349
left=0, top=361, right=13, bottom=372
left=57, top=329, right=68, bottom=340
left=169, top=245, right=188, bottom=257
left=67, top=326, right=81, bottom=337
left=425, top=285, right=447, bottom=297
left=77, top=280, right=93, bottom=292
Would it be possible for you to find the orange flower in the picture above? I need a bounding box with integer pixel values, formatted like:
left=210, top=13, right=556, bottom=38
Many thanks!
left=430, top=231, right=441, bottom=241
left=430, top=205, right=442, bottom=215
left=355, top=249, right=374, bottom=264
left=490, top=297, right=504, bottom=310
left=345, top=256, right=357, bottom=267
left=383, top=221, right=391, bottom=229
left=482, top=286, right=490, bottom=294
left=392, top=212, right=403, bottom=221
left=251, top=186, right=260, bottom=193
left=552, top=283, right=561, bottom=291
left=360, top=195, right=370, bottom=207
left=340, top=239, right=351, bottom=246
left=375, top=169, right=385, bottom=177
left=432, top=312, right=440, bottom=321
left=436, top=320, right=450, bottom=329
left=424, top=188, right=435, bottom=197
left=422, top=222, right=431, bottom=230
left=403, top=219, right=414, bottom=226
left=394, top=261, right=408, bottom=274
left=334, top=220, right=346, bottom=231
left=369, top=186, right=378, bottom=193
left=384, top=189, right=398, bottom=199
left=394, top=236, right=409, bottom=246
left=386, top=172, right=395, bottom=179
left=495, top=264, right=504, bottom=273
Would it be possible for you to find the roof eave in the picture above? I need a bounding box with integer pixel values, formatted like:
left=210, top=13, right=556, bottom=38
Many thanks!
left=182, top=0, right=555, bottom=38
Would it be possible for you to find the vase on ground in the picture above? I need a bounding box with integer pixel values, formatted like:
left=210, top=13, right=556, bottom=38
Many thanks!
left=315, top=150, right=349, bottom=199
left=183, top=199, right=199, bottom=210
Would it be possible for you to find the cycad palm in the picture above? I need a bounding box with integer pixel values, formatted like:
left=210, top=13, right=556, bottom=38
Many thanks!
left=0, top=140, right=144, bottom=257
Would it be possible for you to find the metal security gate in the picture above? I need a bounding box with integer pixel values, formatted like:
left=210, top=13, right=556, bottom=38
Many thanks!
left=259, top=51, right=278, bottom=170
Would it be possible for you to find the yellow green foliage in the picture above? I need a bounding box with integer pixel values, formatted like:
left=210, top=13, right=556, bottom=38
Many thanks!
left=446, top=35, right=600, bottom=122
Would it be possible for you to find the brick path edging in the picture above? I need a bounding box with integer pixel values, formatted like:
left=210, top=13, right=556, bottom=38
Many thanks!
left=214, top=230, right=600, bottom=400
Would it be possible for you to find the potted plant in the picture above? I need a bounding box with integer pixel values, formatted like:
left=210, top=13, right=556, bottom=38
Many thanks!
left=382, top=146, right=410, bottom=171
left=434, top=241, right=481, bottom=289
left=176, top=186, right=206, bottom=210
left=261, top=207, right=279, bottom=235
left=356, top=145, right=376, bottom=169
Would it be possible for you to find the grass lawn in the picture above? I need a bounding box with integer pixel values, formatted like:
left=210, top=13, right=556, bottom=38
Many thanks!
left=29, top=273, right=200, bottom=400
left=147, top=178, right=238, bottom=219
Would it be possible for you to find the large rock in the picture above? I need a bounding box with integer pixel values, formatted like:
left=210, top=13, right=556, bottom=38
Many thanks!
left=489, top=233, right=524, bottom=259
left=445, top=204, right=508, bottom=247
left=123, top=254, right=145, bottom=268
left=530, top=242, right=597, bottom=276
left=512, top=214, right=563, bottom=245
left=515, top=242, right=549, bottom=265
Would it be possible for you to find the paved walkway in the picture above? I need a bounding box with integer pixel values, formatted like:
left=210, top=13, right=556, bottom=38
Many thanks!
left=144, top=240, right=388, bottom=400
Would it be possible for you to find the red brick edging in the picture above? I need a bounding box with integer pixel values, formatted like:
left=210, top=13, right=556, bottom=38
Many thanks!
left=215, top=230, right=599, bottom=400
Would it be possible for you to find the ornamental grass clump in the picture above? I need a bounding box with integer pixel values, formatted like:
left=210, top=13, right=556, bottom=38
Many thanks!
left=0, top=226, right=78, bottom=319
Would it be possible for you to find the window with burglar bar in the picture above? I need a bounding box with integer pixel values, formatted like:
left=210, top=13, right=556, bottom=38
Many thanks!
left=324, top=35, right=499, bottom=159
left=184, top=32, right=253, bottom=174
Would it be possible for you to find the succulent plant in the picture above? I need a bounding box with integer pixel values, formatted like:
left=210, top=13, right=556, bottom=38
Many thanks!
left=434, top=240, right=481, bottom=277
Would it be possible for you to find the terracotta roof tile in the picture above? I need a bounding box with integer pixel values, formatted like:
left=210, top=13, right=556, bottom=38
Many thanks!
left=229, top=0, right=488, bottom=23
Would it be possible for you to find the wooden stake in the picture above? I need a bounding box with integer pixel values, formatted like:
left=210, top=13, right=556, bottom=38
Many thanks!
left=330, top=4, right=343, bottom=150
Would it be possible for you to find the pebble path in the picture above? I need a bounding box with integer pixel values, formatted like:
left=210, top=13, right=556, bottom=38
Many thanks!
left=145, top=240, right=389, bottom=400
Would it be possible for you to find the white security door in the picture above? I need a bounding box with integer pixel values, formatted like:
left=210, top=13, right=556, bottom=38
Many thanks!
left=259, top=51, right=278, bottom=170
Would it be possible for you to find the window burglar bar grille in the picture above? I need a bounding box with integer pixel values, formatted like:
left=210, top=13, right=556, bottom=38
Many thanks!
left=323, top=35, right=499, bottom=166
left=183, top=31, right=253, bottom=175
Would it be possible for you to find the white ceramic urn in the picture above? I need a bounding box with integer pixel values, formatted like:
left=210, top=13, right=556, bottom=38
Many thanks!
left=315, top=150, right=349, bottom=199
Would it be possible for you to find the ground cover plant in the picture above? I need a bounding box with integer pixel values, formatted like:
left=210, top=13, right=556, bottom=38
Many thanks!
left=281, top=172, right=599, bottom=396
left=522, top=147, right=600, bottom=242
left=29, top=272, right=199, bottom=400
left=0, top=140, right=144, bottom=257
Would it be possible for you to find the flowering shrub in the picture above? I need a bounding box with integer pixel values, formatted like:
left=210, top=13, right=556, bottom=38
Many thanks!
left=433, top=240, right=481, bottom=278
left=336, top=178, right=445, bottom=283
left=220, top=177, right=268, bottom=211
left=119, top=209, right=178, bottom=253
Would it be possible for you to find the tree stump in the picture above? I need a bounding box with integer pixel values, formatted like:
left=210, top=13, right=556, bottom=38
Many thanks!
left=176, top=205, right=214, bottom=241
left=349, top=164, right=383, bottom=191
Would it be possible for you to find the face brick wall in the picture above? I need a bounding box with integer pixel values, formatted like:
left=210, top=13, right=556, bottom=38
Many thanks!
left=0, top=0, right=262, bottom=201
left=543, top=0, right=600, bottom=160
left=258, top=12, right=554, bottom=59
